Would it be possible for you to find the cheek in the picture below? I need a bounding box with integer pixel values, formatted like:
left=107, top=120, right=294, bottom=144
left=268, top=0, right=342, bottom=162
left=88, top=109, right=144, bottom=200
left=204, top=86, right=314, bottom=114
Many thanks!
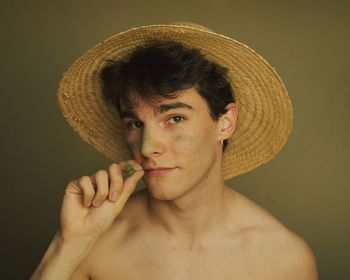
left=173, top=126, right=218, bottom=157
left=125, top=129, right=143, bottom=152
left=175, top=135, right=195, bottom=143
left=173, top=133, right=200, bottom=154
left=126, top=138, right=140, bottom=154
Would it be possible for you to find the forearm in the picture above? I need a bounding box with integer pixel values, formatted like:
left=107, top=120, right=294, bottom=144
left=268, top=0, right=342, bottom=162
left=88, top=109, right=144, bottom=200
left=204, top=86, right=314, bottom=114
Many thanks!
left=30, top=231, right=95, bottom=280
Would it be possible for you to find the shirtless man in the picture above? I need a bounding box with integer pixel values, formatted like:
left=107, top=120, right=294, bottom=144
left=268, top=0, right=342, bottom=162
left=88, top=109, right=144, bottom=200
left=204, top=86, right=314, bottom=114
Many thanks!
left=31, top=23, right=318, bottom=279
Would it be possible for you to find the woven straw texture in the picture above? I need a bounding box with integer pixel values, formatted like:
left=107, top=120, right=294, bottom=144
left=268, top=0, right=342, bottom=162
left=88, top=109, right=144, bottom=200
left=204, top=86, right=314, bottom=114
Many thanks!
left=57, top=23, right=293, bottom=180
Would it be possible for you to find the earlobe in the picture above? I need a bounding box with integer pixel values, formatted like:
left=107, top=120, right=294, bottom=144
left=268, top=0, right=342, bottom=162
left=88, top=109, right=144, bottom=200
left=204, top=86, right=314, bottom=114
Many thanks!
left=218, top=103, right=238, bottom=141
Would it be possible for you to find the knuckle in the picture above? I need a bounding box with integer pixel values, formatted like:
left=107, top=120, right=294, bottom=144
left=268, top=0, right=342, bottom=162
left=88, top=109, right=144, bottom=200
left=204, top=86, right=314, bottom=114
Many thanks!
left=94, top=170, right=108, bottom=188
left=67, top=179, right=77, bottom=187
left=109, top=163, right=120, bottom=171
left=95, top=169, right=108, bottom=178
left=109, top=163, right=123, bottom=178
left=78, top=176, right=95, bottom=193
left=108, top=163, right=122, bottom=177
left=78, top=175, right=90, bottom=185
left=65, top=180, right=78, bottom=193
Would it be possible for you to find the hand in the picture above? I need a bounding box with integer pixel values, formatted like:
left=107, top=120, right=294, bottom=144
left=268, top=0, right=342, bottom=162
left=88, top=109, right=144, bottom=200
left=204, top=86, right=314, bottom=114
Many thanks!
left=59, top=160, right=144, bottom=242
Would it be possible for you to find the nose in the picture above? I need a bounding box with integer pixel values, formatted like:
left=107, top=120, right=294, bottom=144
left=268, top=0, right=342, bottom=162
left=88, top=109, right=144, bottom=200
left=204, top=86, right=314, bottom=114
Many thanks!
left=140, top=125, right=165, bottom=158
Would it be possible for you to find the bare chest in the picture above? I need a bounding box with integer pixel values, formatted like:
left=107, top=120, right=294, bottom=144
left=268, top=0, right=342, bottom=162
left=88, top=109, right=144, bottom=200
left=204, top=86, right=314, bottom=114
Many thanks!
left=88, top=238, right=267, bottom=280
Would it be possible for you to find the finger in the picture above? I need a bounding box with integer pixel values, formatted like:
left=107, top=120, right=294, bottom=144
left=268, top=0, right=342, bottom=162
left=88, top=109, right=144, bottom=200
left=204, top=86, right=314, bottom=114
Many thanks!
left=65, top=179, right=81, bottom=194
left=77, top=176, right=95, bottom=207
left=92, top=170, right=109, bottom=207
left=108, top=163, right=123, bottom=202
left=115, top=161, right=144, bottom=212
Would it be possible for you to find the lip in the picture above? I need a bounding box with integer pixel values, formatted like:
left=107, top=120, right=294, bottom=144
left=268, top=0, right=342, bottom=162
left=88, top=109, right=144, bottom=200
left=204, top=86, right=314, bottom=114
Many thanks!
left=145, top=167, right=176, bottom=176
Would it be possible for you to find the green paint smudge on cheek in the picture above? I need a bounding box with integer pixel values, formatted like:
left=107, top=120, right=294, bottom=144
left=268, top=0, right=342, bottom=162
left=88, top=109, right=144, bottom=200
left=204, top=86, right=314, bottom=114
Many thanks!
left=175, top=135, right=195, bottom=142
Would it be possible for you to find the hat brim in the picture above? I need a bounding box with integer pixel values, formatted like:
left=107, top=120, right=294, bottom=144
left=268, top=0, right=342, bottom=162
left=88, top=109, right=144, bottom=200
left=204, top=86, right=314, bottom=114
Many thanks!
left=57, top=24, right=293, bottom=180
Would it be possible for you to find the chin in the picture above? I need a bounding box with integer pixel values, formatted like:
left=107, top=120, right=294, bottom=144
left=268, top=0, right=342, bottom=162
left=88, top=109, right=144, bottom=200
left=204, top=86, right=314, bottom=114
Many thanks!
left=145, top=181, right=187, bottom=201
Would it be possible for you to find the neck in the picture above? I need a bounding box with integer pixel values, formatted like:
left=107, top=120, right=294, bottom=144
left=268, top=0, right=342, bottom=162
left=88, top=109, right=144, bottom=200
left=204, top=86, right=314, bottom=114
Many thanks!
left=146, top=163, right=235, bottom=247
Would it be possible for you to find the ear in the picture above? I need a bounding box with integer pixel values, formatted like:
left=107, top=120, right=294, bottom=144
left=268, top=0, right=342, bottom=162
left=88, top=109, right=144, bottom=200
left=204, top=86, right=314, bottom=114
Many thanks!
left=217, top=103, right=238, bottom=142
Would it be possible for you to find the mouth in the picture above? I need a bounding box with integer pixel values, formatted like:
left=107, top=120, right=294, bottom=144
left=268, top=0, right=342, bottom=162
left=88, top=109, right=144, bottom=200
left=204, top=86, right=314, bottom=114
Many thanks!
left=145, top=167, right=177, bottom=176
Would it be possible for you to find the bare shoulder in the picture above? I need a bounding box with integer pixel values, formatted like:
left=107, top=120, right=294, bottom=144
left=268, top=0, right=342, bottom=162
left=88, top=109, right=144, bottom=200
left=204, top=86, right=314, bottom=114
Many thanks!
left=273, top=230, right=319, bottom=280
left=231, top=190, right=318, bottom=279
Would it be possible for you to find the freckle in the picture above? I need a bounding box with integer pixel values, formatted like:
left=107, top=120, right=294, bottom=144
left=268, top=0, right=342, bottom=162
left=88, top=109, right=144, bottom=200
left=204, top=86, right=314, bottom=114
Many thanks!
left=176, top=135, right=194, bottom=142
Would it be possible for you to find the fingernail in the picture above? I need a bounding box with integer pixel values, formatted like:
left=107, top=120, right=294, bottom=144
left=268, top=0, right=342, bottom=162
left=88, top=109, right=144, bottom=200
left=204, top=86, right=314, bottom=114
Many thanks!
left=110, top=192, right=120, bottom=202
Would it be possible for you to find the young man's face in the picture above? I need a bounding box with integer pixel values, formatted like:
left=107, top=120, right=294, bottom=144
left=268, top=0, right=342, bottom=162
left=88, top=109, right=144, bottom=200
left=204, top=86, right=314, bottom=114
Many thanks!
left=120, top=87, right=227, bottom=200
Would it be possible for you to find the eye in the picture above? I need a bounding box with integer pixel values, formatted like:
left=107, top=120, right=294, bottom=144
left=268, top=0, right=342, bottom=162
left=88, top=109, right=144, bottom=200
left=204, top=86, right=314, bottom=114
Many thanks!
left=168, top=115, right=185, bottom=124
left=126, top=121, right=143, bottom=130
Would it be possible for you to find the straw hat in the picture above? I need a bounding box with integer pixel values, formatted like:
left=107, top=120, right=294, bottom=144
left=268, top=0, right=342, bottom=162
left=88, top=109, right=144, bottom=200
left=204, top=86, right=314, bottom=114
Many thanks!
left=57, top=22, right=293, bottom=180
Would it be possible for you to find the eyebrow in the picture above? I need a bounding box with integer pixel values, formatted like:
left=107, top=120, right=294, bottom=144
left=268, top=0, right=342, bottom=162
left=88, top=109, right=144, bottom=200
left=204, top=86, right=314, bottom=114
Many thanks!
left=156, top=102, right=193, bottom=114
left=120, top=102, right=193, bottom=119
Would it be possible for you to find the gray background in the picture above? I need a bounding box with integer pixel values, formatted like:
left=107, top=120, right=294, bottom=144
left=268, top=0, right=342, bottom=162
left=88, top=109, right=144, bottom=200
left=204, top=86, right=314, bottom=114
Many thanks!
left=1, top=0, right=349, bottom=279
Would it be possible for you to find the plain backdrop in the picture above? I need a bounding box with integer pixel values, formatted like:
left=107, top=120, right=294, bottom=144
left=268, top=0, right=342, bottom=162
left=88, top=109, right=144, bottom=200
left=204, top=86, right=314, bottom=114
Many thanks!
left=1, top=1, right=349, bottom=279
